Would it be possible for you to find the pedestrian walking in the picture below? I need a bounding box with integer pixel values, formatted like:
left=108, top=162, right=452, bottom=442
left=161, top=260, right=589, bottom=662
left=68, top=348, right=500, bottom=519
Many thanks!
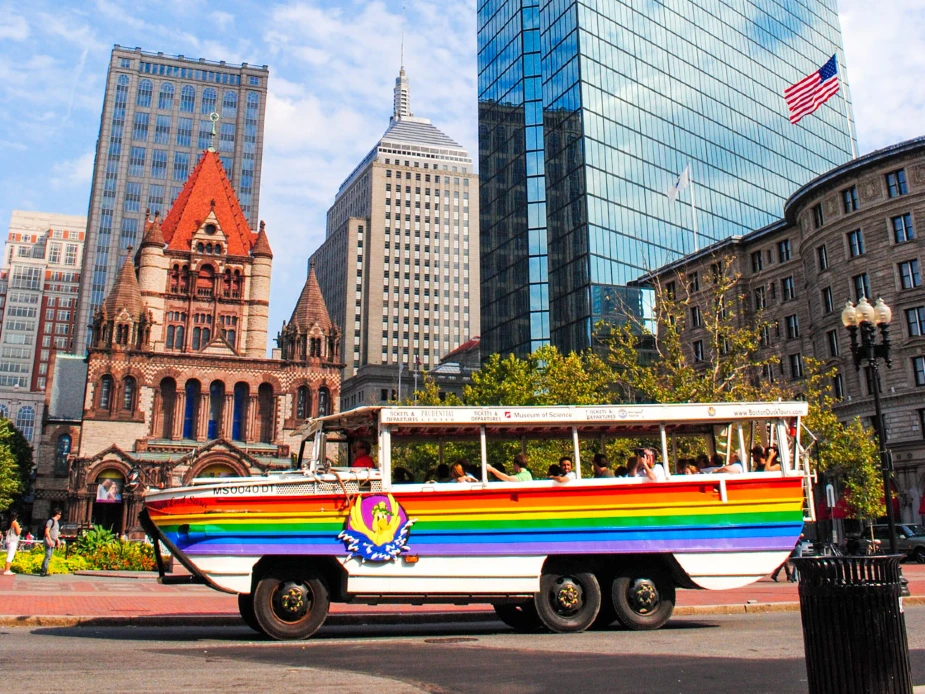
left=40, top=509, right=62, bottom=576
left=3, top=511, right=21, bottom=575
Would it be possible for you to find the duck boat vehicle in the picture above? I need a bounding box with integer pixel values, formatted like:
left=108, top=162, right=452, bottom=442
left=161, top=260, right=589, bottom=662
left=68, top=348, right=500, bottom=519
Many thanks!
left=140, top=402, right=812, bottom=640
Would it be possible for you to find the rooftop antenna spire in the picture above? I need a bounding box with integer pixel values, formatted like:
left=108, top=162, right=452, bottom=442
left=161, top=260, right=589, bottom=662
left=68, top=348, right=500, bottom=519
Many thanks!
left=393, top=2, right=412, bottom=121
left=400, top=1, right=406, bottom=69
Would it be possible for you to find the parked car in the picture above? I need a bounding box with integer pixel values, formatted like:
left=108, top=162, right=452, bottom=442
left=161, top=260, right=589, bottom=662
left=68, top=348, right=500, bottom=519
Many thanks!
left=872, top=524, right=925, bottom=563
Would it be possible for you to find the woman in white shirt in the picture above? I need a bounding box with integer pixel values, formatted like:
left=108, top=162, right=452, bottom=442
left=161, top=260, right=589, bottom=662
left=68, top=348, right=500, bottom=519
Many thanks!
left=4, top=511, right=21, bottom=575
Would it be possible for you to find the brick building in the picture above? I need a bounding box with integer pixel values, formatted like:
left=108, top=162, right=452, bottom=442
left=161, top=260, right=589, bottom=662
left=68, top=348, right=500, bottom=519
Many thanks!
left=642, top=137, right=925, bottom=522
left=33, top=151, right=342, bottom=535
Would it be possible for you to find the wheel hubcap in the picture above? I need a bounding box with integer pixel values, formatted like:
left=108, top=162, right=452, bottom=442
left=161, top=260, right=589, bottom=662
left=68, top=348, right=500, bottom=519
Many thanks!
left=273, top=581, right=312, bottom=622
left=553, top=577, right=583, bottom=615
left=627, top=578, right=659, bottom=614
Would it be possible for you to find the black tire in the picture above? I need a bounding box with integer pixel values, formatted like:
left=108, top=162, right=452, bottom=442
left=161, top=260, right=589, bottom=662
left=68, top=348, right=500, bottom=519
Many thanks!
left=253, top=569, right=330, bottom=641
left=612, top=572, right=675, bottom=631
left=534, top=570, right=601, bottom=633
left=493, top=601, right=542, bottom=632
left=915, top=547, right=925, bottom=564
left=237, top=593, right=263, bottom=634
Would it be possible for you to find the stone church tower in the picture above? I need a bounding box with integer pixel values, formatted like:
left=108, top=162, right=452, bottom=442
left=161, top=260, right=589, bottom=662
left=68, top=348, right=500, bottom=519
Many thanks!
left=33, top=151, right=343, bottom=536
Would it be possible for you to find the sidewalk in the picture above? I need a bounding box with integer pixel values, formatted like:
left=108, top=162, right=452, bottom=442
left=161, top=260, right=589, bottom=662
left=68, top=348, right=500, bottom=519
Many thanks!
left=1, top=563, right=923, bottom=628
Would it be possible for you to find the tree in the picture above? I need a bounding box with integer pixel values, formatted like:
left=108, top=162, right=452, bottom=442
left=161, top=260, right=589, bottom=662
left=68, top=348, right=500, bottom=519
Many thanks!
left=0, top=420, right=34, bottom=496
left=600, top=253, right=883, bottom=518
left=0, top=419, right=24, bottom=513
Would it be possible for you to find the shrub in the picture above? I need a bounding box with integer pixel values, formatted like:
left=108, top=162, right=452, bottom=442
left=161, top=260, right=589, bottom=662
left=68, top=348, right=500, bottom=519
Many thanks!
left=74, top=525, right=117, bottom=554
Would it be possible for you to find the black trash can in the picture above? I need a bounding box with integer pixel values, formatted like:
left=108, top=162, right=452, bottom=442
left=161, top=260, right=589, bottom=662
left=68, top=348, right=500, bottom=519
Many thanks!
left=792, top=555, right=912, bottom=694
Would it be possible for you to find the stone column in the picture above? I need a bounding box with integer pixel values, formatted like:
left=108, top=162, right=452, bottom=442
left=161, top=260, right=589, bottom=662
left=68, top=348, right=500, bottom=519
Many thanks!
left=272, top=396, right=281, bottom=442
left=150, top=388, right=162, bottom=438
left=246, top=395, right=258, bottom=442
left=172, top=392, right=187, bottom=440
left=222, top=393, right=234, bottom=438
left=198, top=393, right=210, bottom=441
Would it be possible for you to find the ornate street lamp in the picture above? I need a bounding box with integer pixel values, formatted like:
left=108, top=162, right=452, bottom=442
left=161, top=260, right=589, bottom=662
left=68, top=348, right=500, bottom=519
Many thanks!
left=841, top=296, right=898, bottom=555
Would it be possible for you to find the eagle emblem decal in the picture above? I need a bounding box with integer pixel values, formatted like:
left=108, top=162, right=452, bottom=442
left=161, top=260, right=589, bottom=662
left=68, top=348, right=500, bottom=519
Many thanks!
left=338, top=494, right=416, bottom=562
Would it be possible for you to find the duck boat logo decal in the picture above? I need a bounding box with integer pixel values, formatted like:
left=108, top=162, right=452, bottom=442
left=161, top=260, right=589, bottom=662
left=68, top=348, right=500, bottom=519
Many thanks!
left=338, top=494, right=416, bottom=562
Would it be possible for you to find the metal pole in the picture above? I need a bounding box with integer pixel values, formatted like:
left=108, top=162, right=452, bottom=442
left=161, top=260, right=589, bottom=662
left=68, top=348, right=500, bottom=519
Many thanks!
left=865, top=323, right=898, bottom=555
left=839, top=50, right=858, bottom=160
left=689, top=166, right=700, bottom=252
left=397, top=362, right=403, bottom=403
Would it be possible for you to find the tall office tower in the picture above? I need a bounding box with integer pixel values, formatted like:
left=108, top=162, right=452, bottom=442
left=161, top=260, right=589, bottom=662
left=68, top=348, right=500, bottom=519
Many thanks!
left=311, top=67, right=480, bottom=409
left=0, top=211, right=86, bottom=444
left=75, top=45, right=268, bottom=350
left=478, top=0, right=856, bottom=357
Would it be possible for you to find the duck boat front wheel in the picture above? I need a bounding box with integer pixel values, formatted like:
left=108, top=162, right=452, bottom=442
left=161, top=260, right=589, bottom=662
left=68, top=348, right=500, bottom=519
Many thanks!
left=253, top=569, right=330, bottom=640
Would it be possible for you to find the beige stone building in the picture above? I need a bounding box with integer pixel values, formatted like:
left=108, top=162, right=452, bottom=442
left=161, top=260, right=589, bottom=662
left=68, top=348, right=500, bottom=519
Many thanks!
left=311, top=67, right=480, bottom=410
left=0, top=211, right=86, bottom=446
left=643, top=136, right=925, bottom=522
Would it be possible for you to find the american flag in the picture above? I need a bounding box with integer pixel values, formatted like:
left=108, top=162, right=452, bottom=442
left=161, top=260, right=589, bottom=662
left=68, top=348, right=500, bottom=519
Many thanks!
left=784, top=55, right=840, bottom=125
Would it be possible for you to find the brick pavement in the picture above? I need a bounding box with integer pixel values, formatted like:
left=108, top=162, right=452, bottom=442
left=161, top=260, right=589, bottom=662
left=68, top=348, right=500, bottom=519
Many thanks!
left=1, top=564, right=922, bottom=624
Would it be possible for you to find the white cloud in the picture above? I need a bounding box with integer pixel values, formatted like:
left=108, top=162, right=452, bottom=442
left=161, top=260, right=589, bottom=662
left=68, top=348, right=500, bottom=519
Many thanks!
left=50, top=151, right=95, bottom=190
left=840, top=0, right=925, bottom=153
left=0, top=13, right=29, bottom=41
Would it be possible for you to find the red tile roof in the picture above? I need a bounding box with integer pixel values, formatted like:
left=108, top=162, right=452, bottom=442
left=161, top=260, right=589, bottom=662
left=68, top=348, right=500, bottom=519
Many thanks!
left=160, top=151, right=256, bottom=256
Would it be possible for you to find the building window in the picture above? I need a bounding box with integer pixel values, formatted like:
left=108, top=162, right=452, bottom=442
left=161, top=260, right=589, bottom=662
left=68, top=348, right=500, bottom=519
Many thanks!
left=688, top=272, right=699, bottom=292
left=817, top=245, right=828, bottom=271
left=295, top=386, right=310, bottom=420
left=136, top=79, right=153, bottom=107
left=158, top=82, right=175, bottom=110
left=907, top=306, right=925, bottom=337
left=693, top=340, right=704, bottom=362
left=128, top=146, right=146, bottom=177
left=827, top=330, right=839, bottom=357
left=201, top=87, right=217, bottom=115
left=833, top=373, right=845, bottom=400
left=848, top=229, right=865, bottom=257
left=789, top=353, right=804, bottom=380
left=899, top=260, right=921, bottom=289
left=782, top=276, right=795, bottom=301
left=151, top=149, right=168, bottom=179
left=886, top=169, right=908, bottom=198
left=760, top=325, right=770, bottom=347
left=753, top=286, right=766, bottom=310
left=811, top=204, right=824, bottom=229
left=778, top=239, right=792, bottom=262
left=318, top=387, right=330, bottom=417
left=751, top=251, right=763, bottom=273
left=690, top=306, right=703, bottom=328
left=916, top=357, right=925, bottom=387
left=99, top=375, right=113, bottom=409
left=892, top=214, right=915, bottom=243
left=842, top=186, right=858, bottom=213
left=54, top=433, right=71, bottom=476
left=853, top=273, right=871, bottom=301
left=785, top=314, right=800, bottom=339
left=822, top=286, right=834, bottom=314
left=15, top=406, right=35, bottom=442
left=180, top=85, right=196, bottom=113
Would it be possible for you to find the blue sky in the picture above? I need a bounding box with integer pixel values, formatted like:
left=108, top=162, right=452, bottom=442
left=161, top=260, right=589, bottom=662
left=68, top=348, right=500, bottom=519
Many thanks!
left=0, top=0, right=922, bottom=347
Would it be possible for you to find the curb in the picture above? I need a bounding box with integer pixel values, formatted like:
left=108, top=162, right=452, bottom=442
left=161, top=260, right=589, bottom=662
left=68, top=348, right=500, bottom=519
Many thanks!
left=2, top=597, right=923, bottom=630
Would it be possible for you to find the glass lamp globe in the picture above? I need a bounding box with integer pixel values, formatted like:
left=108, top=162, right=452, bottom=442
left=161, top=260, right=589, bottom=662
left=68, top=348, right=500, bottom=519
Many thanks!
left=841, top=301, right=858, bottom=328
left=855, top=296, right=875, bottom=324
left=873, top=297, right=892, bottom=325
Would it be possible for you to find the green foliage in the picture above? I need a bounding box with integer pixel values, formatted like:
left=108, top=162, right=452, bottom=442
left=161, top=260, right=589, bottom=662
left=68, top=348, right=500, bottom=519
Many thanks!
left=600, top=253, right=884, bottom=519
left=0, top=419, right=34, bottom=494
left=74, top=525, right=118, bottom=554
left=0, top=420, right=22, bottom=513
left=5, top=532, right=156, bottom=574
left=7, top=545, right=87, bottom=575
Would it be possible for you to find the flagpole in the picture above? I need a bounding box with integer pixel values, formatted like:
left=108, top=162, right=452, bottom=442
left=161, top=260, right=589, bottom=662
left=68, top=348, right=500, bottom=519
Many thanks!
left=838, top=50, right=858, bottom=160
left=689, top=166, right=700, bottom=253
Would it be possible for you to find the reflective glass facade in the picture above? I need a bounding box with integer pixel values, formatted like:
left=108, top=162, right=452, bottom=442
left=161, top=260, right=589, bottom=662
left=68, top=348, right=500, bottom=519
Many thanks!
left=478, top=0, right=855, bottom=357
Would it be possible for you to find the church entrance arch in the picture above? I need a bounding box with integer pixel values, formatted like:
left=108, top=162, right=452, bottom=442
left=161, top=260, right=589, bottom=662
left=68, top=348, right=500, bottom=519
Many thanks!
left=92, top=469, right=125, bottom=534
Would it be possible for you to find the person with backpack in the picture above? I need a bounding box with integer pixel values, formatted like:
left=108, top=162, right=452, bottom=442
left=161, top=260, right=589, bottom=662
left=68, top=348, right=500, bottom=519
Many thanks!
left=40, top=509, right=62, bottom=577
left=4, top=510, right=21, bottom=575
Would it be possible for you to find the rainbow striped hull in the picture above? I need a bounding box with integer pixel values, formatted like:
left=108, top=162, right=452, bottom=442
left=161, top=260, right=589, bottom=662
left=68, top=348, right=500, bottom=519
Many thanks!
left=144, top=474, right=804, bottom=593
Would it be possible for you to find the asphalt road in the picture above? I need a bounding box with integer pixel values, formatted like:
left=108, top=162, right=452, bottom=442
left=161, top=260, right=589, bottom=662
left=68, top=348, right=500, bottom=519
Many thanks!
left=2, top=610, right=924, bottom=694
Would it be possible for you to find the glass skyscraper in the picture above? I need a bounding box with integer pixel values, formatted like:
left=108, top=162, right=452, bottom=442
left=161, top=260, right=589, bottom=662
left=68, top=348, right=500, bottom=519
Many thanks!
left=478, top=0, right=855, bottom=357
